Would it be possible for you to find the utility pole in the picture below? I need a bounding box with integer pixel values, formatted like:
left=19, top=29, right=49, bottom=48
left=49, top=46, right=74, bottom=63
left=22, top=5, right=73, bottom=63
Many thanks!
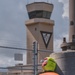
left=33, top=41, right=38, bottom=75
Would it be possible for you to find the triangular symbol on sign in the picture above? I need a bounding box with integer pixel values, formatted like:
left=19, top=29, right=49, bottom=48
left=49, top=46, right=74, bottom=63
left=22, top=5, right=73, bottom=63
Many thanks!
left=40, top=31, right=52, bottom=48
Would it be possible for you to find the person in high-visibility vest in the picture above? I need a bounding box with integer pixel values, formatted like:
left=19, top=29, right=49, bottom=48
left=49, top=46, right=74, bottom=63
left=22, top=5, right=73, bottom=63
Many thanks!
left=42, top=57, right=57, bottom=72
left=39, top=72, right=59, bottom=75
left=38, top=57, right=59, bottom=75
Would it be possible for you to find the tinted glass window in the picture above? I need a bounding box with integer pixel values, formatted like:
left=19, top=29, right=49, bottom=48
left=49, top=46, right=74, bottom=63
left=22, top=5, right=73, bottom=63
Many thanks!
left=28, top=11, right=36, bottom=19
left=46, top=12, right=51, bottom=19
left=36, top=11, right=43, bottom=18
left=28, top=10, right=51, bottom=19
left=43, top=11, right=47, bottom=18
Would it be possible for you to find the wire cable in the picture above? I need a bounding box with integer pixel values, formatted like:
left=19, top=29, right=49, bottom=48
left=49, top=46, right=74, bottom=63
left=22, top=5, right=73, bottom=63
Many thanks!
left=0, top=45, right=53, bottom=53
left=0, top=46, right=32, bottom=51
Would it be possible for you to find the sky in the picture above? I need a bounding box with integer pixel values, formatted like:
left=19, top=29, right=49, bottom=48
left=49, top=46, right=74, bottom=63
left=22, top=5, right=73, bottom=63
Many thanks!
left=0, top=0, right=69, bottom=70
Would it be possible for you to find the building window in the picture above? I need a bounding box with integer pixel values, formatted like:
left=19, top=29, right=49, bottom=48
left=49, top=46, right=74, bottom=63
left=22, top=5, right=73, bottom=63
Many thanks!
left=36, top=11, right=43, bottom=18
left=28, top=10, right=51, bottom=19
left=28, top=11, right=36, bottom=19
left=46, top=12, right=51, bottom=19
left=43, top=11, right=47, bottom=18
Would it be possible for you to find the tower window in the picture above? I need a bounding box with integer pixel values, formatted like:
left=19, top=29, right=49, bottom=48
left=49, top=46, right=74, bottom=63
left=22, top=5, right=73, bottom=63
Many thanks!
left=28, top=11, right=36, bottom=19
left=46, top=12, right=51, bottom=19
left=43, top=11, right=47, bottom=18
left=36, top=11, right=43, bottom=18
left=43, top=11, right=51, bottom=19
left=28, top=10, right=51, bottom=19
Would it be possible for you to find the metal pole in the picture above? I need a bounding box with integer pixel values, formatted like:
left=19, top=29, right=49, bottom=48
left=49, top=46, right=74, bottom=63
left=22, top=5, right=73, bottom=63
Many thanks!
left=20, top=66, right=23, bottom=75
left=33, top=41, right=38, bottom=75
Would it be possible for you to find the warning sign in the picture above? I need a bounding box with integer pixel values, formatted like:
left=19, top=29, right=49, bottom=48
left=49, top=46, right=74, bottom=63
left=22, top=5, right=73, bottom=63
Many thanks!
left=40, top=31, right=52, bottom=48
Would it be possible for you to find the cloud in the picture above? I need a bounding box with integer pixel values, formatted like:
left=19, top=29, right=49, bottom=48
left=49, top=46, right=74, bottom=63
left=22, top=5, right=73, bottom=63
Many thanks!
left=50, top=0, right=69, bottom=51
left=52, top=1, right=69, bottom=36
left=54, top=38, right=62, bottom=52
left=0, top=0, right=27, bottom=68
left=0, top=32, right=26, bottom=68
left=58, top=0, right=69, bottom=18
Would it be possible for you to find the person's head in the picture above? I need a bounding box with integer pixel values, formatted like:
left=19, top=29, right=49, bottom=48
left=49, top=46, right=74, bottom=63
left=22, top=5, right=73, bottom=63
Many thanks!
left=42, top=57, right=56, bottom=72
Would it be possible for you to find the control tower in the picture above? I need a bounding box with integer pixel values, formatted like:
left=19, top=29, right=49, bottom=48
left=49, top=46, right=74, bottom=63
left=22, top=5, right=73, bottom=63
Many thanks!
left=25, top=2, right=54, bottom=64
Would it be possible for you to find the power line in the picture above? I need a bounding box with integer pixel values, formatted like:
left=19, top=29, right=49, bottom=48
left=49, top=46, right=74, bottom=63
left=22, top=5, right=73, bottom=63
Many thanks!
left=0, top=46, right=32, bottom=51
left=0, top=45, right=53, bottom=52
left=0, top=67, right=8, bottom=69
left=0, top=67, right=41, bottom=70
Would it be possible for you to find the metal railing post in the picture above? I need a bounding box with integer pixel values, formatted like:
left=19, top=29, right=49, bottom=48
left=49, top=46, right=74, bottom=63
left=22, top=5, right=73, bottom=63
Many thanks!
left=33, top=41, right=38, bottom=75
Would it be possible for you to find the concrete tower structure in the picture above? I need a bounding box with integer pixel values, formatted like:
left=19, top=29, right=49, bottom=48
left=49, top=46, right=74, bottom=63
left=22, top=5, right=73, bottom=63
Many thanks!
left=25, top=2, right=54, bottom=64
left=50, top=0, right=75, bottom=75
left=61, top=0, right=75, bottom=50
left=69, top=0, right=75, bottom=42
left=68, top=0, right=75, bottom=49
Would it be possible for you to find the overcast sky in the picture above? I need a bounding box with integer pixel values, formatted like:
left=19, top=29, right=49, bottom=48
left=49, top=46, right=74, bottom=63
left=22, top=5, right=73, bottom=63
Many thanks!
left=0, top=0, right=69, bottom=69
